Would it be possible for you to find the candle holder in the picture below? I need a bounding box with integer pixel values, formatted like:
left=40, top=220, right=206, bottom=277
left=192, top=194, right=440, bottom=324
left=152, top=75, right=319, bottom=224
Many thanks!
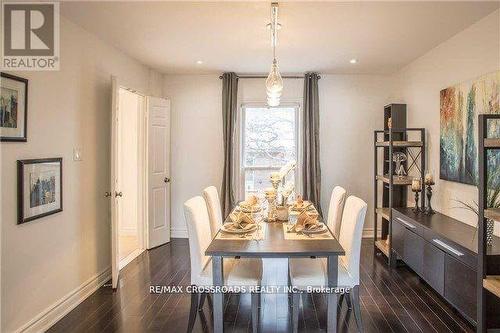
left=264, top=191, right=277, bottom=222
left=424, top=182, right=435, bottom=215
left=412, top=190, right=421, bottom=213
left=411, top=178, right=422, bottom=213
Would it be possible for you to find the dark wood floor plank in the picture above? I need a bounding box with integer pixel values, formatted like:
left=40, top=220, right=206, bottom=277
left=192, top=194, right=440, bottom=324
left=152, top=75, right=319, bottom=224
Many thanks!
left=360, top=245, right=436, bottom=333
left=47, top=238, right=476, bottom=333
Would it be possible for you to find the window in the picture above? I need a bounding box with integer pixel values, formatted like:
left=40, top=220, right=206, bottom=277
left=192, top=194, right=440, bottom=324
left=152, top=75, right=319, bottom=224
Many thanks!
left=241, top=105, right=299, bottom=198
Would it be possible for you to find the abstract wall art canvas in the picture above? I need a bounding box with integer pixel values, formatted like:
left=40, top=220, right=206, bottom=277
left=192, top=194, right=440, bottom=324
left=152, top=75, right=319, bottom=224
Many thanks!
left=440, top=71, right=499, bottom=186
left=18, top=158, right=63, bottom=224
left=1, top=73, right=28, bottom=142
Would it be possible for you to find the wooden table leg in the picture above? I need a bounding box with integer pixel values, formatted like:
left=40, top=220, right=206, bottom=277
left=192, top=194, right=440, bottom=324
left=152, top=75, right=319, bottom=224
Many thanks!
left=327, top=255, right=338, bottom=333
left=213, top=256, right=224, bottom=333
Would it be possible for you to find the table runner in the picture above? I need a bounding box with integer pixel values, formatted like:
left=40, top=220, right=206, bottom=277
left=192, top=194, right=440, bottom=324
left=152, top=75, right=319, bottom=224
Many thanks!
left=282, top=223, right=334, bottom=240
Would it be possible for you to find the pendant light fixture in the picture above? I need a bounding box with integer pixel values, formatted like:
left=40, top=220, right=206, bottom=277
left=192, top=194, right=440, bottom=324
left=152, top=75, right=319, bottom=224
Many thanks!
left=266, top=3, right=283, bottom=107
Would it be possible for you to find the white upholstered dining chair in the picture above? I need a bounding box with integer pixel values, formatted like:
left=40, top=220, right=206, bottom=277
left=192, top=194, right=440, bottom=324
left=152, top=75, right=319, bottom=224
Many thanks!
left=184, top=196, right=262, bottom=333
left=288, top=195, right=367, bottom=332
left=326, top=186, right=347, bottom=239
left=202, top=186, right=223, bottom=238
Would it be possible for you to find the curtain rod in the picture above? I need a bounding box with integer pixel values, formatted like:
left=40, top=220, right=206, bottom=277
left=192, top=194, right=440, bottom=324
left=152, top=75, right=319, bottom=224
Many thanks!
left=218, top=74, right=321, bottom=79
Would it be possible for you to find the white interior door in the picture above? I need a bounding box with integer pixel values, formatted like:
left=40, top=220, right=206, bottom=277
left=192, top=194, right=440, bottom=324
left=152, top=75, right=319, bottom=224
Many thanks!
left=147, top=97, right=171, bottom=248
left=110, top=76, right=121, bottom=289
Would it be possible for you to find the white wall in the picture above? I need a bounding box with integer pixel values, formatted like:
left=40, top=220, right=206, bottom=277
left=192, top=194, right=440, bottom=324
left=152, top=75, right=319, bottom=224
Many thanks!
left=164, top=75, right=395, bottom=235
left=0, top=17, right=162, bottom=332
left=319, top=75, right=396, bottom=233
left=394, top=9, right=500, bottom=229
left=163, top=75, right=223, bottom=237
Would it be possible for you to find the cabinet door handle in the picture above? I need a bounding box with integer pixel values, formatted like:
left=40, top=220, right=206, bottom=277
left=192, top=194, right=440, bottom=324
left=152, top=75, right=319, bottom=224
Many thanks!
left=396, top=217, right=416, bottom=229
left=432, top=239, right=464, bottom=256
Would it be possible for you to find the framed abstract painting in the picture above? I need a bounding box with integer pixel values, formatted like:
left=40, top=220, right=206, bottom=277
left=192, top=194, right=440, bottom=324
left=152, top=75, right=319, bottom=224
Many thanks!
left=1, top=73, right=28, bottom=142
left=18, top=158, right=63, bottom=224
left=440, top=71, right=499, bottom=185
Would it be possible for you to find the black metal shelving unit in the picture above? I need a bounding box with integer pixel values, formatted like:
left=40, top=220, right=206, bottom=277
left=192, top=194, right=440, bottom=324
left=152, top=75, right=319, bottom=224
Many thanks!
left=373, top=104, right=426, bottom=265
left=477, top=113, right=500, bottom=332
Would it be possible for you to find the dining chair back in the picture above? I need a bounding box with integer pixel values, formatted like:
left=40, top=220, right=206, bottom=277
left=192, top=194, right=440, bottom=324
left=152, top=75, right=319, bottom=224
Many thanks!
left=326, top=186, right=347, bottom=238
left=202, top=186, right=223, bottom=237
left=338, top=195, right=367, bottom=285
left=184, top=196, right=213, bottom=283
left=184, top=196, right=262, bottom=333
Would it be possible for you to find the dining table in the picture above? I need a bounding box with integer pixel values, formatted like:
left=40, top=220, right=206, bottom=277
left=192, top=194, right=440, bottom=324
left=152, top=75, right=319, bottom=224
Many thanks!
left=205, top=204, right=345, bottom=333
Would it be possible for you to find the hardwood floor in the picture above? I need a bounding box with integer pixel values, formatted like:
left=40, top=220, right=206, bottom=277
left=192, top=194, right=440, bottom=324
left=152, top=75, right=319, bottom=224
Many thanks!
left=47, top=239, right=474, bottom=333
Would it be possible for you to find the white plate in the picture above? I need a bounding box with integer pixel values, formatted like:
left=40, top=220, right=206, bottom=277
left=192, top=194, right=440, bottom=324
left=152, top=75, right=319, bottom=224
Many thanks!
left=301, top=224, right=328, bottom=235
left=290, top=203, right=314, bottom=211
left=221, top=224, right=258, bottom=234
left=236, top=206, right=262, bottom=213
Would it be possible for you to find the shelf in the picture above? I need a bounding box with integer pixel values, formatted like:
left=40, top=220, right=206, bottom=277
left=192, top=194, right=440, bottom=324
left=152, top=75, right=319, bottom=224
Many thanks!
left=376, top=175, right=413, bottom=185
left=375, top=239, right=390, bottom=257
left=376, top=207, right=391, bottom=220
left=485, top=208, right=500, bottom=221
left=376, top=141, right=423, bottom=147
left=485, top=138, right=500, bottom=148
left=484, top=276, right=500, bottom=298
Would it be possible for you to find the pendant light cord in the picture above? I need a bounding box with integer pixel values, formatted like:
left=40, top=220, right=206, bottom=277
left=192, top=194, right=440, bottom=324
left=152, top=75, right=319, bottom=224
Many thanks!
left=271, top=3, right=278, bottom=62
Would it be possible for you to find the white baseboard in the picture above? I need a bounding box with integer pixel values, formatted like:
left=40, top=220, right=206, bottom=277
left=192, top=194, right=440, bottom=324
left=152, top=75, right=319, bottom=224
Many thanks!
left=16, top=267, right=111, bottom=333
left=171, top=227, right=188, bottom=238
left=119, top=248, right=144, bottom=270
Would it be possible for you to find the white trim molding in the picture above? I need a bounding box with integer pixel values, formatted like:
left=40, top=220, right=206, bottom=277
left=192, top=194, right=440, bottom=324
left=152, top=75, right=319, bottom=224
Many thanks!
left=362, top=228, right=375, bottom=238
left=119, top=248, right=145, bottom=270
left=16, top=268, right=111, bottom=333
left=171, top=227, right=188, bottom=238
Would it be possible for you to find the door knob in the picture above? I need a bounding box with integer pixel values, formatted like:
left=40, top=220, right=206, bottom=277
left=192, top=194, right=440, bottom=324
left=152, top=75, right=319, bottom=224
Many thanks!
left=104, top=192, right=112, bottom=197
left=115, top=191, right=123, bottom=197
left=164, top=177, right=171, bottom=183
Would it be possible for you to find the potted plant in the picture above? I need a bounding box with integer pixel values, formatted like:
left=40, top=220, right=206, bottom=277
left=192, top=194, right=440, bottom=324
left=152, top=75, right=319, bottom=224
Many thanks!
left=454, top=170, right=500, bottom=245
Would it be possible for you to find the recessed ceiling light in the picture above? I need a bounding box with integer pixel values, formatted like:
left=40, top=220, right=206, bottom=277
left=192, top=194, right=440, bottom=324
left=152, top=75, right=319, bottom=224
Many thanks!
left=196, top=60, right=203, bottom=65
left=350, top=59, right=358, bottom=64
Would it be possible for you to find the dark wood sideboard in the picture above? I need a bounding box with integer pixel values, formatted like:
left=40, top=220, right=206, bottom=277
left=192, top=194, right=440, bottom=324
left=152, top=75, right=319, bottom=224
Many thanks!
left=392, top=207, right=500, bottom=325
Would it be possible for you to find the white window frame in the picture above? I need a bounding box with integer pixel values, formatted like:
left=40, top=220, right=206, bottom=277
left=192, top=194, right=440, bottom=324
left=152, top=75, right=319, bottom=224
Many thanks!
left=236, top=101, right=303, bottom=200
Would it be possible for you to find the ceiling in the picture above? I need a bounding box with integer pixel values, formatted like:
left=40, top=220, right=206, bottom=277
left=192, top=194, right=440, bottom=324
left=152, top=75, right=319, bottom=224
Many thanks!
left=60, top=1, right=499, bottom=75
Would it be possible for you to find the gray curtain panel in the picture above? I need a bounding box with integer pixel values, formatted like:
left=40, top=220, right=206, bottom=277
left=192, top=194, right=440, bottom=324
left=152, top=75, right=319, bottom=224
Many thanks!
left=221, top=72, right=239, bottom=217
left=303, top=72, right=323, bottom=216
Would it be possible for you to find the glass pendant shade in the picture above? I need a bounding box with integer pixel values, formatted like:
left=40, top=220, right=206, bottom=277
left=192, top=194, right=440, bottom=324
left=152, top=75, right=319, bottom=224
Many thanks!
left=267, top=97, right=280, bottom=107
left=266, top=89, right=282, bottom=98
left=265, top=59, right=283, bottom=94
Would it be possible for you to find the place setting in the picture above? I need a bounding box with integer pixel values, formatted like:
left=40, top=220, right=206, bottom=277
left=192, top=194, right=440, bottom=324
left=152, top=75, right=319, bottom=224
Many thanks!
left=284, top=198, right=333, bottom=240
left=217, top=195, right=265, bottom=240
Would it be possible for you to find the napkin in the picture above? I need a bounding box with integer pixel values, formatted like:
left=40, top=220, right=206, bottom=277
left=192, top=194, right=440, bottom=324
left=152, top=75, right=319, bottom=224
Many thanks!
left=227, top=210, right=256, bottom=231
left=239, top=195, right=260, bottom=210
left=289, top=211, right=321, bottom=233
left=291, top=195, right=312, bottom=211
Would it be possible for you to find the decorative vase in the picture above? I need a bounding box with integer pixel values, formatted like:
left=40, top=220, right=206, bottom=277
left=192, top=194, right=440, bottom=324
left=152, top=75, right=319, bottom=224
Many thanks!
left=276, top=205, right=289, bottom=222
left=264, top=188, right=277, bottom=222
left=487, top=219, right=494, bottom=246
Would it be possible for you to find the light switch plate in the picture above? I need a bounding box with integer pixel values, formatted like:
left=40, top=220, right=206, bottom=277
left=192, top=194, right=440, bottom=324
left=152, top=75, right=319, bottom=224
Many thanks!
left=73, top=148, right=82, bottom=161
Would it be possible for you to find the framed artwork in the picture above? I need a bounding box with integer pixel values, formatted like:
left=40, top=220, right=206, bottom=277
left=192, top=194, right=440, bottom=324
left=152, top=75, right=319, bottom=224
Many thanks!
left=440, top=70, right=499, bottom=185
left=18, top=158, right=63, bottom=224
left=1, top=72, right=28, bottom=142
